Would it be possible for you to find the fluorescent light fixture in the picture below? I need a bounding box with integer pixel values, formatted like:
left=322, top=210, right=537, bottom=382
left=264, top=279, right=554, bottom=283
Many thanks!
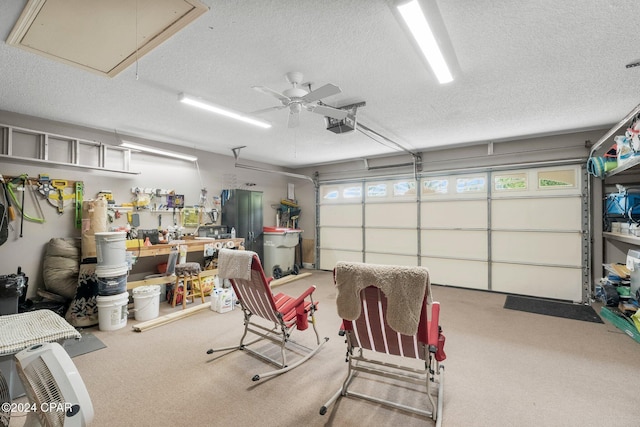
left=179, top=93, right=272, bottom=129
left=120, top=141, right=198, bottom=162
left=397, top=0, right=454, bottom=84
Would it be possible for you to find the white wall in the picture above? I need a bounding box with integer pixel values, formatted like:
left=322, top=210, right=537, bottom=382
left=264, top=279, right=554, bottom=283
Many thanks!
left=0, top=110, right=296, bottom=298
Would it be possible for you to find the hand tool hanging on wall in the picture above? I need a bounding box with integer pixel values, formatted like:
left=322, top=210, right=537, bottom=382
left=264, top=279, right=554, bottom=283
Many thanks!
left=6, top=177, right=45, bottom=224
left=37, top=174, right=55, bottom=203
left=28, top=180, right=46, bottom=225
left=37, top=175, right=76, bottom=214
left=20, top=174, right=26, bottom=237
left=75, top=181, right=83, bottom=228
left=51, top=179, right=70, bottom=214
left=0, top=202, right=7, bottom=245
left=0, top=175, right=16, bottom=221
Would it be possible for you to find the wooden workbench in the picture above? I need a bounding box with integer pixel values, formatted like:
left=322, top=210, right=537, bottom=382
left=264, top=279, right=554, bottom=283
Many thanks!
left=125, top=237, right=244, bottom=289
left=126, top=237, right=245, bottom=258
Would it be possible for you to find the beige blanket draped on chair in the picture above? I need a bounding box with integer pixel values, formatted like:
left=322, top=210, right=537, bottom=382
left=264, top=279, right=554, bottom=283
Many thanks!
left=335, top=261, right=430, bottom=335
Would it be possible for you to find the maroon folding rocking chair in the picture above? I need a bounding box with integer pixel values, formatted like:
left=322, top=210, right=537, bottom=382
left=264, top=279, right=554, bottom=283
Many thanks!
left=207, top=249, right=328, bottom=381
left=320, top=262, right=446, bottom=425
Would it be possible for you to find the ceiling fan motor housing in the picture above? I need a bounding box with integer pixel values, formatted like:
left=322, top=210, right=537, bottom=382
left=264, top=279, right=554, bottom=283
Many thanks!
left=285, top=71, right=304, bottom=86
left=283, top=87, right=308, bottom=99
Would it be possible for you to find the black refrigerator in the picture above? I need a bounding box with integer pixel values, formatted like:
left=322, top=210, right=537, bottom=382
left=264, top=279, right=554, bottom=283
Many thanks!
left=221, top=189, right=264, bottom=261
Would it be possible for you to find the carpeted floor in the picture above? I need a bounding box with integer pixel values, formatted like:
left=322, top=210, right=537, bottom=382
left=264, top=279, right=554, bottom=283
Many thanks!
left=11, top=271, right=640, bottom=427
left=504, top=295, right=604, bottom=323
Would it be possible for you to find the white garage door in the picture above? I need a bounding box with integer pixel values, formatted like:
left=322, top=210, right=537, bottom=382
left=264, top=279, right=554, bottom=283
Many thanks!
left=489, top=167, right=585, bottom=301
left=420, top=173, right=489, bottom=290
left=318, top=164, right=587, bottom=302
left=318, top=183, right=364, bottom=270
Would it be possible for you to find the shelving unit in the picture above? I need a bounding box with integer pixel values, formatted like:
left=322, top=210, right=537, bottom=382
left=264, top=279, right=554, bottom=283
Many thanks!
left=603, top=231, right=640, bottom=246
left=589, top=102, right=640, bottom=162
left=591, top=103, right=640, bottom=342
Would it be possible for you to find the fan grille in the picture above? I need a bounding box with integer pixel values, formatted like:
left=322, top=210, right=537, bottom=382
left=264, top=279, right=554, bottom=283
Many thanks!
left=23, top=356, right=65, bottom=427
left=0, top=371, right=10, bottom=427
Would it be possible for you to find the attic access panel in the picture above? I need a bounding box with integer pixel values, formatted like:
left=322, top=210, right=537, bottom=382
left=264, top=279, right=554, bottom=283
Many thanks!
left=6, top=0, right=207, bottom=77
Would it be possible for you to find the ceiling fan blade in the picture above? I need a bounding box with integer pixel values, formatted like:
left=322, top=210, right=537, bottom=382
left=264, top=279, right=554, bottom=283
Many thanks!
left=252, top=85, right=290, bottom=104
left=301, top=83, right=341, bottom=103
left=288, top=110, right=300, bottom=128
left=250, top=105, right=288, bottom=115
left=311, top=104, right=349, bottom=120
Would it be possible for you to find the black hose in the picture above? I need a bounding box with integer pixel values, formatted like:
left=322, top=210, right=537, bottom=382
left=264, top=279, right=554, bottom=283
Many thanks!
left=20, top=176, right=25, bottom=237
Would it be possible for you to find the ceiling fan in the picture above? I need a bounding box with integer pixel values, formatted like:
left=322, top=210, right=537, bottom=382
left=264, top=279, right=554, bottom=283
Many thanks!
left=251, top=71, right=349, bottom=128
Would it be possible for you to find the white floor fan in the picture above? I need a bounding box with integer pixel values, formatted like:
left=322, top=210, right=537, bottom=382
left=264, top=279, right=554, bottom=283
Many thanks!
left=251, top=71, right=348, bottom=128
left=0, top=369, right=9, bottom=427
left=1, top=342, right=93, bottom=427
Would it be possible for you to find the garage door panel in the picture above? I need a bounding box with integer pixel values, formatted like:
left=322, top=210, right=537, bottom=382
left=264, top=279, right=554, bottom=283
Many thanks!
left=319, top=249, right=363, bottom=270
left=421, top=257, right=488, bottom=289
left=319, top=204, right=362, bottom=227
left=422, top=230, right=487, bottom=259
left=365, top=229, right=417, bottom=255
left=492, top=198, right=581, bottom=230
left=365, top=253, right=418, bottom=266
left=320, top=227, right=362, bottom=251
left=492, top=263, right=582, bottom=301
left=320, top=165, right=585, bottom=302
left=421, top=200, right=487, bottom=228
left=492, top=231, right=582, bottom=266
left=366, top=203, right=417, bottom=227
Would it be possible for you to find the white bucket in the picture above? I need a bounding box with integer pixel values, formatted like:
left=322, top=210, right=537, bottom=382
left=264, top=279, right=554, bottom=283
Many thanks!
left=95, top=264, right=129, bottom=296
left=96, top=291, right=129, bottom=331
left=95, top=231, right=127, bottom=267
left=132, top=285, right=161, bottom=321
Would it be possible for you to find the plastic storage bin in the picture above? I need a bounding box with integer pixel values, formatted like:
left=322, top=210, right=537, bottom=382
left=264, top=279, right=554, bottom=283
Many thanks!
left=262, top=227, right=302, bottom=279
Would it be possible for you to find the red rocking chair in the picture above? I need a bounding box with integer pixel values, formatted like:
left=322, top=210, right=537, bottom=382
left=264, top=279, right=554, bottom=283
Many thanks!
left=207, top=249, right=328, bottom=381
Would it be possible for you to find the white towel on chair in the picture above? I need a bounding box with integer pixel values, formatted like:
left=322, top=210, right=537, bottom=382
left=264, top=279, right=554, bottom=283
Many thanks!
left=335, top=262, right=429, bottom=336
left=218, top=249, right=254, bottom=280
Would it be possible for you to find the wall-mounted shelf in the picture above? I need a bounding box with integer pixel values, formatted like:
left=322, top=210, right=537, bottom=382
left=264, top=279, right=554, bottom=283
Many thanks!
left=603, top=231, right=640, bottom=245
left=589, top=103, right=640, bottom=156
left=0, top=123, right=140, bottom=175
left=604, top=156, right=640, bottom=178
left=588, top=103, right=640, bottom=179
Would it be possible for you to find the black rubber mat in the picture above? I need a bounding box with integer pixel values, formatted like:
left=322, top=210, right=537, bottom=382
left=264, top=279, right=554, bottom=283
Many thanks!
left=63, top=331, right=106, bottom=358
left=504, top=295, right=604, bottom=323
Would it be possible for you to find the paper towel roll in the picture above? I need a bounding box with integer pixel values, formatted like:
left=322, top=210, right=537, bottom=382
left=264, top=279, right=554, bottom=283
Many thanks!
left=214, top=242, right=224, bottom=250
left=226, top=240, right=235, bottom=248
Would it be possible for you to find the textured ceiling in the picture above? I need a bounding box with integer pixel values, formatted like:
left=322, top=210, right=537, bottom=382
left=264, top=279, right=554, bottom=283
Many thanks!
left=1, top=0, right=639, bottom=169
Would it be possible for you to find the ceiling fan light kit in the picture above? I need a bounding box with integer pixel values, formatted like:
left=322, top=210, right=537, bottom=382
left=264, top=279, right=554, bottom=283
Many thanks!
left=179, top=93, right=272, bottom=129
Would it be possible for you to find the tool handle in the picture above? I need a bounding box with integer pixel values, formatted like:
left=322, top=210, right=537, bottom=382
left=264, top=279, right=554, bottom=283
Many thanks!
left=20, top=177, right=26, bottom=237
left=1, top=182, right=15, bottom=221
